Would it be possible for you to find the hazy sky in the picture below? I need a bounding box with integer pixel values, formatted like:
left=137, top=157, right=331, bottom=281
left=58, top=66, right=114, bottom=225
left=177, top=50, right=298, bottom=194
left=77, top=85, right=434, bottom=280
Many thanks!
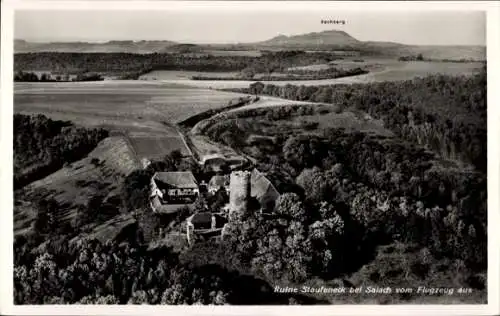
left=15, top=10, right=486, bottom=45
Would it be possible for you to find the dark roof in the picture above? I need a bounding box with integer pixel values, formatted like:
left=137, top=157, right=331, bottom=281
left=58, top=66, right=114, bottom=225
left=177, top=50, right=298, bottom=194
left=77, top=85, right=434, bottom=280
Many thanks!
left=201, top=154, right=226, bottom=165
left=153, top=171, right=198, bottom=188
left=188, top=212, right=226, bottom=229
left=251, top=168, right=279, bottom=204
left=190, top=212, right=213, bottom=226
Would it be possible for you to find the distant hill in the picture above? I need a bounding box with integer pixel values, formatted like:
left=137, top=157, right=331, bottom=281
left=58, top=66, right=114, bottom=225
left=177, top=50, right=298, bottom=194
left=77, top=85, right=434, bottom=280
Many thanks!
left=14, top=30, right=486, bottom=61
left=254, top=30, right=360, bottom=47
left=14, top=39, right=178, bottom=53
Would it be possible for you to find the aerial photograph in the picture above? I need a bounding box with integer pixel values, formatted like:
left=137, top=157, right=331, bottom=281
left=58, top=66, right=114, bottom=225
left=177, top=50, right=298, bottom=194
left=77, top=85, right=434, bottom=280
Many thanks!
left=11, top=7, right=487, bottom=305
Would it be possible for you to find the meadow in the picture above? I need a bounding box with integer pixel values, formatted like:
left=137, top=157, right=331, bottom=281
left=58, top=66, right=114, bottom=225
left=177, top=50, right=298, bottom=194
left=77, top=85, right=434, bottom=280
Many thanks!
left=128, top=135, right=191, bottom=160
left=361, top=60, right=484, bottom=82
left=289, top=110, right=393, bottom=137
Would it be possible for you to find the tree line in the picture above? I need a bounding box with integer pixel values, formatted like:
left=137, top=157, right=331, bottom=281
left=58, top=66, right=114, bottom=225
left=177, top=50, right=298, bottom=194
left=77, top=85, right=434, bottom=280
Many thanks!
left=14, top=51, right=350, bottom=78
left=14, top=236, right=324, bottom=304
left=238, top=71, right=486, bottom=172
left=215, top=127, right=486, bottom=295
left=398, top=54, right=482, bottom=63
left=14, top=71, right=104, bottom=82
left=190, top=67, right=368, bottom=81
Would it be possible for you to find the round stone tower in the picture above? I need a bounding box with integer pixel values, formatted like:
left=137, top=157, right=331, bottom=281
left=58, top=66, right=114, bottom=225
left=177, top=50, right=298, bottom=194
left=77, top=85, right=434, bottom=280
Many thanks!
left=229, top=170, right=251, bottom=218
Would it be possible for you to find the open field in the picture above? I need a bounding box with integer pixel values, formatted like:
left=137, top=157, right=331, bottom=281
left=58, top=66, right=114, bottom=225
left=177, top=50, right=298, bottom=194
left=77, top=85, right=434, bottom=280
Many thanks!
left=15, top=81, right=251, bottom=161
left=15, top=81, right=250, bottom=124
left=398, top=45, right=486, bottom=61
left=128, top=135, right=191, bottom=160
left=360, top=61, right=484, bottom=82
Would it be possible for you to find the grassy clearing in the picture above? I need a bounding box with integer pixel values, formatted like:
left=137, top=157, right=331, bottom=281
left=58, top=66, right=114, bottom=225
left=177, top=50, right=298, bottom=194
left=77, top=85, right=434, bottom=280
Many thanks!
left=229, top=96, right=319, bottom=112
left=197, top=98, right=392, bottom=139
left=230, top=109, right=391, bottom=139
left=69, top=213, right=137, bottom=245
left=188, top=134, right=243, bottom=161
left=14, top=136, right=141, bottom=237
left=194, top=102, right=393, bottom=165
left=290, top=110, right=392, bottom=137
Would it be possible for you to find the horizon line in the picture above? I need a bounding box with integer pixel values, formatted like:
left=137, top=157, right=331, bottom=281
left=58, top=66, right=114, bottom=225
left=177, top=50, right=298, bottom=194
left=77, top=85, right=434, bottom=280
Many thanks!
left=13, top=38, right=487, bottom=47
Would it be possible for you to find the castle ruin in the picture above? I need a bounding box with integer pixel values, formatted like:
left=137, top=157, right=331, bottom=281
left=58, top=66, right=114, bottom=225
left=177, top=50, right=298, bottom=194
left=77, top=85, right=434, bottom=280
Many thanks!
left=229, top=170, right=251, bottom=219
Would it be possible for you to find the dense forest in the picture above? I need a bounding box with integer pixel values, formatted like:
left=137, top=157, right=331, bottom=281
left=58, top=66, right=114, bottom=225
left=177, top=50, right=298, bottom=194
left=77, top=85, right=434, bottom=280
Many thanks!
left=194, top=71, right=487, bottom=299
left=14, top=236, right=325, bottom=304
left=198, top=108, right=486, bottom=298
left=14, top=51, right=346, bottom=76
left=231, top=71, right=487, bottom=172
left=14, top=114, right=109, bottom=188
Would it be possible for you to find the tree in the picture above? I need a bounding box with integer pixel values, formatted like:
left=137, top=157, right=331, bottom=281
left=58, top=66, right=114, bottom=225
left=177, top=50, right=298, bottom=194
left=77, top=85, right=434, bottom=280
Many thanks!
left=168, top=150, right=183, bottom=166
left=193, top=195, right=209, bottom=213
left=210, top=187, right=228, bottom=213
left=34, top=198, right=59, bottom=235
left=90, top=158, right=100, bottom=167
left=249, top=82, right=265, bottom=95
left=146, top=160, right=172, bottom=173
left=314, top=86, right=333, bottom=103
left=296, top=167, right=330, bottom=203
left=241, top=68, right=255, bottom=79
left=122, top=169, right=154, bottom=210
left=275, top=193, right=306, bottom=220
